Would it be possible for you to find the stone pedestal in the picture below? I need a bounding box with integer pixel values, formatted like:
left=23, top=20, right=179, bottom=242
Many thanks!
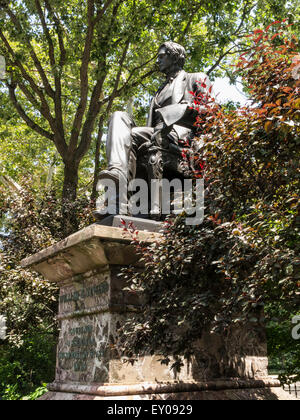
left=21, top=223, right=291, bottom=400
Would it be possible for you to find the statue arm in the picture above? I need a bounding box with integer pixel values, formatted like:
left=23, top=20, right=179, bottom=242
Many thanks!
left=156, top=103, right=194, bottom=128
left=155, top=73, right=214, bottom=129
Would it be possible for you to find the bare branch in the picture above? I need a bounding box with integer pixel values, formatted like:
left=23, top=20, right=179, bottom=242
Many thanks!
left=231, top=1, right=256, bottom=37
left=91, top=114, right=105, bottom=200
left=102, top=66, right=155, bottom=105
left=106, top=38, right=131, bottom=109
left=15, top=81, right=41, bottom=110
left=0, top=174, right=23, bottom=193
left=207, top=1, right=256, bottom=75
left=178, top=2, right=204, bottom=43
left=71, top=0, right=126, bottom=159
left=75, top=76, right=105, bottom=161
left=0, top=31, right=62, bottom=146
left=117, top=53, right=156, bottom=88
left=208, top=46, right=250, bottom=75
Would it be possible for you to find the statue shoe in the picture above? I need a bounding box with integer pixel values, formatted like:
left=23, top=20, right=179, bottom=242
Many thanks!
left=98, top=169, right=121, bottom=183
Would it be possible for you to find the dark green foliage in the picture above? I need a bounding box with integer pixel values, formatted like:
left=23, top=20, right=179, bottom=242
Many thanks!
left=0, top=332, right=56, bottom=400
left=120, top=217, right=267, bottom=370
left=0, top=182, right=94, bottom=399
left=267, top=310, right=300, bottom=384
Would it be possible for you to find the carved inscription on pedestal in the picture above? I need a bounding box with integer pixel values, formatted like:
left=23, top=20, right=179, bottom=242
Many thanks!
left=59, top=272, right=110, bottom=317
left=57, top=313, right=111, bottom=383
left=56, top=272, right=112, bottom=383
left=59, top=324, right=96, bottom=372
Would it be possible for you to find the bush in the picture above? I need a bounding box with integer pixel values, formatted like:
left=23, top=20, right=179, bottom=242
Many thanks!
left=0, top=332, right=56, bottom=400
left=0, top=182, right=94, bottom=398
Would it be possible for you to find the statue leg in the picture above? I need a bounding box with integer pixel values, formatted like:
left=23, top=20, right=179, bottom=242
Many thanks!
left=105, top=111, right=136, bottom=182
left=104, top=111, right=153, bottom=182
left=97, top=111, right=154, bottom=217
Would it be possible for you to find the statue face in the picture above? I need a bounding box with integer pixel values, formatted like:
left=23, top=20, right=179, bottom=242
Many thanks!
left=156, top=46, right=174, bottom=74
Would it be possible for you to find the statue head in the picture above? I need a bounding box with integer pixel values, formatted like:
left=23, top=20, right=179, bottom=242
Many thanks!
left=157, top=41, right=186, bottom=74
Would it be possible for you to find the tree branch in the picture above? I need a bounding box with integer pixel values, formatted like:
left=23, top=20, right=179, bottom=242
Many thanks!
left=207, top=46, right=250, bottom=75
left=6, top=6, right=55, bottom=99
left=117, top=53, right=156, bottom=89
left=106, top=38, right=131, bottom=108
left=35, top=0, right=56, bottom=68
left=91, top=114, right=105, bottom=200
left=0, top=174, right=23, bottom=193
left=7, top=82, right=54, bottom=142
left=102, top=68, right=155, bottom=105
left=44, top=0, right=67, bottom=67
left=231, top=0, right=256, bottom=37
left=35, top=0, right=66, bottom=147
left=207, top=1, right=256, bottom=76
left=75, top=37, right=130, bottom=162
left=178, top=2, right=203, bottom=43
left=69, top=0, right=96, bottom=155
left=94, top=0, right=115, bottom=25
left=0, top=29, right=55, bottom=128
left=75, top=76, right=105, bottom=162
left=15, top=80, right=41, bottom=110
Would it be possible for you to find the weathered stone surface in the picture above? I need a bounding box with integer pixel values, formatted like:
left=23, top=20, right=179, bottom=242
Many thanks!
left=39, top=388, right=295, bottom=400
left=40, top=382, right=295, bottom=400
left=21, top=225, right=291, bottom=400
left=55, top=269, right=194, bottom=385
left=97, top=215, right=164, bottom=233
left=189, top=326, right=269, bottom=381
left=21, top=224, right=161, bottom=282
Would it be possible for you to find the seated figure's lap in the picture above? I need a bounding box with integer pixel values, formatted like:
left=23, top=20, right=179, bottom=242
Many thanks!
left=132, top=126, right=154, bottom=150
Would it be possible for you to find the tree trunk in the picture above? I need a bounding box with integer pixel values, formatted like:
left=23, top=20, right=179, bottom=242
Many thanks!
left=91, top=126, right=104, bottom=202
left=62, top=161, right=79, bottom=202
left=62, top=161, right=80, bottom=236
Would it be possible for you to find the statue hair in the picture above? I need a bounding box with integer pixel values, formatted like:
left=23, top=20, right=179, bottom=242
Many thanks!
left=159, top=41, right=186, bottom=69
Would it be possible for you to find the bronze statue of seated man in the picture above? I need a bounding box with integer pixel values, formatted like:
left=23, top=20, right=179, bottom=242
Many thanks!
left=96, top=41, right=213, bottom=219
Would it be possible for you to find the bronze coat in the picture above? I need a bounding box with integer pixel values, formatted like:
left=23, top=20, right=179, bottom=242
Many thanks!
left=147, top=70, right=212, bottom=141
